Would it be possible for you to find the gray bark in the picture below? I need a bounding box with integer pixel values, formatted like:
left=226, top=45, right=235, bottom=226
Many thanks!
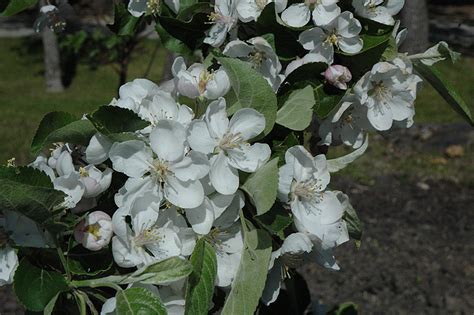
left=400, top=0, right=430, bottom=54
left=40, top=0, right=64, bottom=92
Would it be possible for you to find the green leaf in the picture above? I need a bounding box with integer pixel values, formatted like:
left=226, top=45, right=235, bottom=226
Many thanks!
left=67, top=247, right=113, bottom=277
left=0, top=167, right=66, bottom=231
left=241, top=158, right=279, bottom=215
left=276, top=86, right=315, bottom=131
left=31, top=112, right=96, bottom=155
left=221, top=218, right=272, bottom=315
left=1, top=0, right=38, bottom=16
left=254, top=203, right=293, bottom=240
left=87, top=106, right=149, bottom=136
left=329, top=302, right=359, bottom=315
left=155, top=22, right=192, bottom=56
left=185, top=239, right=217, bottom=315
left=13, top=260, right=69, bottom=312
left=314, top=85, right=345, bottom=119
left=217, top=57, right=278, bottom=135
left=272, top=132, right=300, bottom=167
left=116, top=288, right=167, bottom=315
left=414, top=62, right=473, bottom=126
left=158, top=3, right=211, bottom=51
left=281, top=62, right=326, bottom=89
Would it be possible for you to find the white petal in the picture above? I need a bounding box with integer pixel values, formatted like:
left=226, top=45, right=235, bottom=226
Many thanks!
left=229, top=108, right=266, bottom=140
left=312, top=3, right=340, bottom=26
left=209, top=153, right=239, bottom=195
left=185, top=198, right=215, bottom=235
left=223, top=40, right=254, bottom=58
left=164, top=176, right=204, bottom=209
left=149, top=120, right=186, bottom=163
left=187, top=120, right=217, bottom=154
left=205, top=98, right=229, bottom=140
left=299, top=27, right=326, bottom=51
left=281, top=232, right=313, bottom=255
left=170, top=151, right=210, bottom=182
left=86, top=133, right=112, bottom=165
left=216, top=251, right=241, bottom=287
left=109, top=140, right=153, bottom=178
left=261, top=261, right=283, bottom=305
left=56, top=151, right=74, bottom=176
left=281, top=4, right=311, bottom=28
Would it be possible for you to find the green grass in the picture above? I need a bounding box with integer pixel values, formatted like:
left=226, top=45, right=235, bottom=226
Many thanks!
left=0, top=37, right=165, bottom=164
left=0, top=37, right=473, bottom=166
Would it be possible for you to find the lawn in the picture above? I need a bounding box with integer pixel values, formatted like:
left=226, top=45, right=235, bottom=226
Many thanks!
left=0, top=37, right=473, bottom=165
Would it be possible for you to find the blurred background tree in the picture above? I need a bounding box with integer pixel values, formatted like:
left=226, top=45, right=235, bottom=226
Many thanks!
left=401, top=0, right=430, bottom=54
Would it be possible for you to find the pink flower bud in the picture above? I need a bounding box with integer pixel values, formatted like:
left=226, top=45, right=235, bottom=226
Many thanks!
left=74, top=211, right=113, bottom=251
left=324, top=65, right=352, bottom=90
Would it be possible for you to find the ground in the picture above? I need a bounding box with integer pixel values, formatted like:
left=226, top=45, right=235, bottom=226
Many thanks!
left=0, top=35, right=473, bottom=314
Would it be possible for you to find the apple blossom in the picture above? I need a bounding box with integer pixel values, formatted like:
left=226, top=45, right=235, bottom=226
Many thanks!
left=112, top=196, right=182, bottom=268
left=187, top=98, right=271, bottom=195
left=128, top=0, right=179, bottom=17
left=299, top=11, right=363, bottom=65
left=109, top=121, right=210, bottom=209
left=74, top=211, right=113, bottom=251
left=281, top=0, right=340, bottom=28
left=353, top=58, right=422, bottom=131
left=173, top=61, right=230, bottom=100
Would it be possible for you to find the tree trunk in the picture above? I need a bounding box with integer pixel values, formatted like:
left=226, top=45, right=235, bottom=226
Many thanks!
left=400, top=0, right=430, bottom=54
left=40, top=1, right=64, bottom=92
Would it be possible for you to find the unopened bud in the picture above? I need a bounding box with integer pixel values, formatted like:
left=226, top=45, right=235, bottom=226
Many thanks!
left=324, top=65, right=352, bottom=90
left=74, top=211, right=113, bottom=251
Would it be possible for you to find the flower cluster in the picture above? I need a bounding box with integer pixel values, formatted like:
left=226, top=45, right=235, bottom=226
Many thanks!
left=0, top=0, right=465, bottom=314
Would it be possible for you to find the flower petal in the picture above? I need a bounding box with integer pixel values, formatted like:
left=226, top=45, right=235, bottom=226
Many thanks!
left=149, top=120, right=186, bottom=162
left=209, top=152, right=239, bottom=195
left=109, top=140, right=153, bottom=178
left=164, top=176, right=205, bottom=209
left=281, top=4, right=311, bottom=28
left=229, top=108, right=266, bottom=140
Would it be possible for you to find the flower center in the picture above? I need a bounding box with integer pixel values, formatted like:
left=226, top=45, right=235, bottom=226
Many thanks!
left=198, top=70, right=214, bottom=95
left=290, top=179, right=322, bottom=201
left=6, top=157, right=15, bottom=167
left=134, top=228, right=162, bottom=247
left=304, top=0, right=321, bottom=10
left=326, top=32, right=339, bottom=46
left=152, top=159, right=170, bottom=182
left=85, top=223, right=102, bottom=240
left=147, top=0, right=160, bottom=15
left=218, top=132, right=245, bottom=151
left=249, top=51, right=266, bottom=67
left=79, top=167, right=89, bottom=178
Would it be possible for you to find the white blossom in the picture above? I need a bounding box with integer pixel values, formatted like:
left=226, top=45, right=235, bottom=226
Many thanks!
left=110, top=121, right=210, bottom=209
left=298, top=11, right=363, bottom=65
left=174, top=62, right=231, bottom=100
left=281, top=0, right=340, bottom=28
left=223, top=37, right=285, bottom=91
left=111, top=196, right=182, bottom=268
left=187, top=98, right=271, bottom=195
left=352, top=0, right=404, bottom=26
left=128, top=0, right=179, bottom=17
left=353, top=58, right=422, bottom=131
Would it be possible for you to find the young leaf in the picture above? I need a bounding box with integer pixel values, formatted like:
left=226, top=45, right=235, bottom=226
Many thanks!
left=43, top=293, right=60, bottom=315
left=338, top=192, right=362, bottom=243
left=108, top=2, right=140, bottom=36
left=31, top=112, right=96, bottom=155
left=221, top=219, right=272, bottom=315
left=276, top=86, right=315, bottom=131
left=327, top=135, right=369, bottom=173
left=1, top=0, right=38, bottom=16
left=217, top=57, right=278, bottom=135
left=128, top=256, right=193, bottom=285
left=116, top=288, right=167, bottom=315
left=14, top=259, right=69, bottom=312
left=185, top=238, right=218, bottom=315
left=414, top=62, right=473, bottom=126
left=241, top=158, right=279, bottom=215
